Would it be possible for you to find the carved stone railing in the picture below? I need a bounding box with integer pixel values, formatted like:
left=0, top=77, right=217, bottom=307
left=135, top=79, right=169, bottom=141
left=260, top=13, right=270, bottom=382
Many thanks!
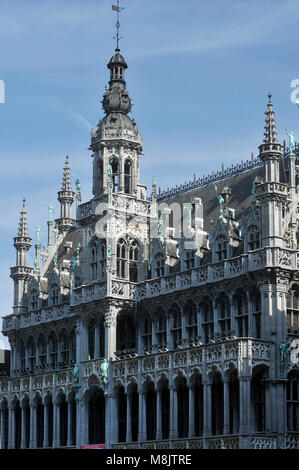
left=285, top=434, right=299, bottom=449
left=112, top=339, right=270, bottom=381
left=250, top=436, right=277, bottom=449
left=111, top=194, right=151, bottom=216
left=71, top=280, right=107, bottom=306
left=112, top=438, right=204, bottom=449
left=77, top=194, right=108, bottom=221
left=2, top=304, right=74, bottom=332
left=92, top=128, right=142, bottom=145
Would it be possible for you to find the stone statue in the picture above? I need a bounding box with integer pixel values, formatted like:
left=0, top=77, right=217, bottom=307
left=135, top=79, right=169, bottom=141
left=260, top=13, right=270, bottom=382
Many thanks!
left=152, top=176, right=156, bottom=187
left=72, top=363, right=79, bottom=384
left=47, top=203, right=54, bottom=222
left=54, top=250, right=58, bottom=267
left=107, top=244, right=112, bottom=260
left=35, top=225, right=41, bottom=245
left=75, top=178, right=80, bottom=191
left=215, top=185, right=224, bottom=217
left=251, top=180, right=256, bottom=204
left=280, top=341, right=287, bottom=363
left=33, top=257, right=38, bottom=271
left=284, top=127, right=295, bottom=155
left=101, top=358, right=109, bottom=384
left=71, top=255, right=77, bottom=271
left=76, top=243, right=81, bottom=256
left=158, top=215, right=163, bottom=237
left=108, top=164, right=113, bottom=184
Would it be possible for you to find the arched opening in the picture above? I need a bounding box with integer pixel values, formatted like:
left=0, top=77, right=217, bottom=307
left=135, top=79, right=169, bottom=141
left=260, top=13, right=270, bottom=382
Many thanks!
left=50, top=284, right=59, bottom=306
left=124, top=159, right=132, bottom=194
left=26, top=336, right=36, bottom=372
left=160, top=378, right=170, bottom=440
left=145, top=382, right=156, bottom=441
left=59, top=394, right=68, bottom=447
left=88, top=387, right=105, bottom=444
left=69, top=393, right=77, bottom=446
left=193, top=374, right=203, bottom=437
left=31, top=289, right=39, bottom=311
left=155, top=309, right=167, bottom=350
left=46, top=395, right=54, bottom=448
left=1, top=401, right=9, bottom=449
left=13, top=399, right=21, bottom=449
left=117, top=238, right=127, bottom=279
left=287, top=372, right=299, bottom=431
left=35, top=396, right=44, bottom=448
left=170, top=304, right=182, bottom=349
left=110, top=158, right=119, bottom=192
left=287, top=285, right=299, bottom=335
left=211, top=372, right=224, bottom=435
left=98, top=316, right=105, bottom=358
left=200, top=297, right=214, bottom=343
left=116, top=311, right=136, bottom=354
left=228, top=369, right=239, bottom=434
left=90, top=239, right=106, bottom=281
left=130, top=384, right=139, bottom=442
left=22, top=397, right=30, bottom=448
left=251, top=367, right=267, bottom=432
left=117, top=386, right=127, bottom=443
left=129, top=239, right=139, bottom=282
left=233, top=289, right=248, bottom=337
left=176, top=376, right=189, bottom=438
left=59, top=329, right=69, bottom=365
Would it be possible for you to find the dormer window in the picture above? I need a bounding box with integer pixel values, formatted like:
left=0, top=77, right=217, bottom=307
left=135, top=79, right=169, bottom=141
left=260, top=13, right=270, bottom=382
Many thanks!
left=51, top=285, right=59, bottom=305
left=185, top=250, right=195, bottom=270
left=31, top=290, right=38, bottom=311
left=155, top=254, right=165, bottom=277
left=248, top=225, right=260, bottom=250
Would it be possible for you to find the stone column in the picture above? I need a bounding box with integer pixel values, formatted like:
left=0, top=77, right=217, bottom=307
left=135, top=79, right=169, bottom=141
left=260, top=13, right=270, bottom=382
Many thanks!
left=43, top=403, right=49, bottom=448
left=188, top=384, right=195, bottom=438
left=239, top=377, right=251, bottom=435
left=203, top=382, right=212, bottom=437
left=20, top=404, right=26, bottom=449
left=53, top=400, right=60, bottom=447
left=169, top=385, right=178, bottom=439
left=223, top=378, right=230, bottom=435
left=126, top=392, right=132, bottom=443
left=67, top=400, right=72, bottom=447
left=94, top=325, right=100, bottom=359
left=105, top=307, right=117, bottom=360
left=29, top=404, right=37, bottom=448
left=8, top=405, right=14, bottom=449
left=138, top=390, right=146, bottom=442
left=0, top=408, right=6, bottom=449
left=156, top=388, right=162, bottom=440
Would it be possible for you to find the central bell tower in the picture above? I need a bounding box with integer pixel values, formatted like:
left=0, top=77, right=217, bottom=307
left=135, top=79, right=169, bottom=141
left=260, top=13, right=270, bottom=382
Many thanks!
left=90, top=46, right=144, bottom=200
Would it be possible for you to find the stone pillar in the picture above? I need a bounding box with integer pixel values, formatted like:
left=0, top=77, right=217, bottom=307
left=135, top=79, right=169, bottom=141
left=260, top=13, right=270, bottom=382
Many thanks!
left=67, top=400, right=72, bottom=447
left=0, top=408, right=6, bottom=449
left=126, top=392, right=132, bottom=443
left=53, top=400, right=60, bottom=447
left=169, top=386, right=178, bottom=439
left=188, top=384, right=195, bottom=438
left=20, top=404, right=26, bottom=449
left=156, top=388, right=162, bottom=440
left=223, top=378, right=230, bottom=435
left=29, top=405, right=37, bottom=448
left=203, top=382, right=212, bottom=437
left=138, top=390, right=146, bottom=442
left=105, top=308, right=117, bottom=360
left=8, top=406, right=14, bottom=449
left=94, top=325, right=100, bottom=359
left=43, top=403, right=49, bottom=448
left=75, top=397, right=82, bottom=449
left=239, top=377, right=251, bottom=435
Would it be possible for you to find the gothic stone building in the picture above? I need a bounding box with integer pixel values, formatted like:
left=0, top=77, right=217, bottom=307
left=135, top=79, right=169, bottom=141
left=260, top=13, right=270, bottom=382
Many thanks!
left=1, top=45, right=299, bottom=450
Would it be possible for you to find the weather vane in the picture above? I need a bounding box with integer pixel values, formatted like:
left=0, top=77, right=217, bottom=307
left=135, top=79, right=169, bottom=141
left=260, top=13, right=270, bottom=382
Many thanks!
left=112, top=0, right=125, bottom=50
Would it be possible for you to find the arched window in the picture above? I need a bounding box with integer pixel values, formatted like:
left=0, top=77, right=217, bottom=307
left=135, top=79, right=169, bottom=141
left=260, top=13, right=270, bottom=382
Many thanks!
left=50, top=284, right=59, bottom=306
left=31, top=290, right=38, bottom=311
left=88, top=319, right=96, bottom=360
left=185, top=301, right=198, bottom=340
left=49, top=332, right=58, bottom=369
left=200, top=298, right=214, bottom=343
left=117, top=238, right=139, bottom=282
left=59, top=329, right=69, bottom=363
left=252, top=367, right=266, bottom=432
left=26, top=337, right=36, bottom=372
left=110, top=158, right=119, bottom=192
left=19, top=339, right=25, bottom=370
left=116, top=312, right=136, bottom=353
left=211, top=372, right=224, bottom=435
left=287, top=373, right=299, bottom=431
left=233, top=290, right=248, bottom=337
left=215, top=235, right=227, bottom=261
left=37, top=335, right=46, bottom=367
left=217, top=294, right=231, bottom=333
left=287, top=286, right=299, bottom=335
left=170, top=305, right=182, bottom=349
left=251, top=289, right=261, bottom=339
left=248, top=225, right=260, bottom=250
left=90, top=239, right=106, bottom=281
left=156, top=310, right=167, bottom=349
left=154, top=253, right=165, bottom=277
left=142, top=313, right=152, bottom=353
left=124, top=159, right=132, bottom=194
left=185, top=250, right=195, bottom=270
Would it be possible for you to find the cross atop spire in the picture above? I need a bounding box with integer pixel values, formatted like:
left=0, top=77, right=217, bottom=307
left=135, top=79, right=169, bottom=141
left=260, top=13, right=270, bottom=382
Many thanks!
left=112, top=1, right=125, bottom=51
left=18, top=199, right=28, bottom=237
left=263, top=92, right=278, bottom=144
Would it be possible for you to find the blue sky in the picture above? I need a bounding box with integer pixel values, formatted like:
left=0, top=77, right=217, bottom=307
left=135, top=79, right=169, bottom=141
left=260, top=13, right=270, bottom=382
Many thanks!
left=0, top=0, right=299, bottom=347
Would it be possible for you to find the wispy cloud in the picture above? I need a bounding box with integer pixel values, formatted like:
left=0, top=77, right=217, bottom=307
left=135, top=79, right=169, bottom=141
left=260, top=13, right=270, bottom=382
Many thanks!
left=52, top=101, right=92, bottom=130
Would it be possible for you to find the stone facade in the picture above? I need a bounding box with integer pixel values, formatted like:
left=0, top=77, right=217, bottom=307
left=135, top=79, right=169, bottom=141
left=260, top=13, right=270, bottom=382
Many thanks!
left=1, top=49, right=299, bottom=450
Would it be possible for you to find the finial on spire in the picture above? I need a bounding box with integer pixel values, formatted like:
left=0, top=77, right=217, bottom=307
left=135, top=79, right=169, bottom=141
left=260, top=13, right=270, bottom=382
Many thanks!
left=23, top=198, right=26, bottom=209
left=18, top=200, right=28, bottom=237
left=268, top=92, right=272, bottom=102
left=263, top=92, right=277, bottom=144
left=61, top=156, right=72, bottom=191
left=112, top=1, right=125, bottom=51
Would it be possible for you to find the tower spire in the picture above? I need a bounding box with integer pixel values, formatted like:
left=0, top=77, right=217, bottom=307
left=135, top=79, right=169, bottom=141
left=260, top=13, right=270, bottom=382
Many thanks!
left=263, top=92, right=278, bottom=144
left=55, top=156, right=75, bottom=234
left=18, top=198, right=28, bottom=237
left=61, top=155, right=71, bottom=191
